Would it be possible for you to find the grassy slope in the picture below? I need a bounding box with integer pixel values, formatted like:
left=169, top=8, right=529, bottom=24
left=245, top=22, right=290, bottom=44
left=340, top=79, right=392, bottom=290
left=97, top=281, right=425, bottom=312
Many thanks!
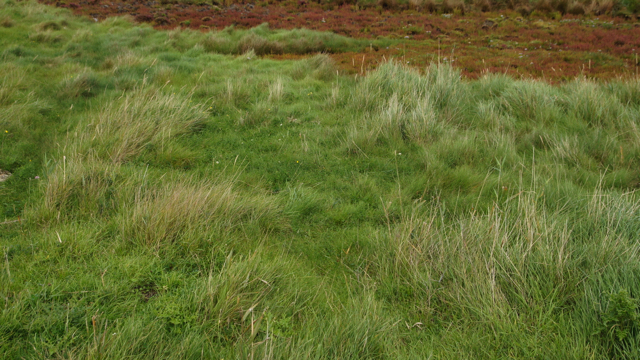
left=2, top=1, right=640, bottom=358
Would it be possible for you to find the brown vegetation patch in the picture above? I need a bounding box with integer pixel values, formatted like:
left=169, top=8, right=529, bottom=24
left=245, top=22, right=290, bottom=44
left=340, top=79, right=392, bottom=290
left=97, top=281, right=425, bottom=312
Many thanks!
left=42, top=0, right=640, bottom=82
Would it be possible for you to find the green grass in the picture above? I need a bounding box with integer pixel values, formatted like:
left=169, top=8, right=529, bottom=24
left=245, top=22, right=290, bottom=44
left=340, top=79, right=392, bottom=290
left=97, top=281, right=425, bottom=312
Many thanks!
left=2, top=0, right=640, bottom=358
left=200, top=23, right=385, bottom=55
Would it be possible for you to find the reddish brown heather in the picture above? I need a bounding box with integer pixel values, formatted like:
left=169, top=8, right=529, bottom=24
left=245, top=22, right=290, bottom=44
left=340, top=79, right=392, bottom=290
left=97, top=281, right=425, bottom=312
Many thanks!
left=44, top=0, right=640, bottom=82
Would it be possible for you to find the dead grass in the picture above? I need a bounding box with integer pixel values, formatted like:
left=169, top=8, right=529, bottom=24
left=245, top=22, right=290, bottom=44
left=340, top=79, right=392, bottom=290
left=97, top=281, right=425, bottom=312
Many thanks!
left=516, top=4, right=533, bottom=14
left=123, top=177, right=265, bottom=249
left=475, top=0, right=492, bottom=12
left=567, top=1, right=586, bottom=14
left=596, top=0, right=615, bottom=13
left=377, top=0, right=397, bottom=10
left=409, top=0, right=424, bottom=10
left=552, top=0, right=569, bottom=13
left=442, top=0, right=466, bottom=13
left=424, top=0, right=437, bottom=11
left=0, top=17, right=14, bottom=27
left=535, top=0, right=555, bottom=12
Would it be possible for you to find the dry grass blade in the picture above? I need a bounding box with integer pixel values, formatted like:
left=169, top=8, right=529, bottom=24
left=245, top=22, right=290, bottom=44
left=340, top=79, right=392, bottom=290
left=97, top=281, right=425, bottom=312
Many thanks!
left=81, top=85, right=207, bottom=163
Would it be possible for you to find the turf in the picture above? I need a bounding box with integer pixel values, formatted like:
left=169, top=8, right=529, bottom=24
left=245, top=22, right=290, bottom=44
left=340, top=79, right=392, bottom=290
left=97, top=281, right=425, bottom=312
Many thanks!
left=2, top=1, right=640, bottom=358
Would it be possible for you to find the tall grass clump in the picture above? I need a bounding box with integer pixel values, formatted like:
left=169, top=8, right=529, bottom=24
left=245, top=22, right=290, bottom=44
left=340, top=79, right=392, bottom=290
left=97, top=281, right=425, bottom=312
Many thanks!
left=349, top=61, right=465, bottom=145
left=74, top=85, right=206, bottom=163
left=58, top=69, right=102, bottom=98
left=563, top=78, right=626, bottom=128
left=424, top=0, right=438, bottom=11
left=273, top=295, right=393, bottom=359
left=121, top=176, right=276, bottom=250
left=195, top=252, right=310, bottom=344
left=200, top=23, right=374, bottom=56
left=378, top=181, right=640, bottom=356
left=442, top=0, right=466, bottom=13
left=292, top=53, right=337, bottom=81
left=353, top=61, right=464, bottom=114
left=35, top=85, right=208, bottom=223
left=268, top=77, right=284, bottom=103
left=607, top=78, right=640, bottom=107
left=238, top=32, right=285, bottom=55
left=37, top=156, right=122, bottom=222
left=499, top=79, right=563, bottom=125
left=0, top=63, right=24, bottom=106
left=191, top=252, right=393, bottom=358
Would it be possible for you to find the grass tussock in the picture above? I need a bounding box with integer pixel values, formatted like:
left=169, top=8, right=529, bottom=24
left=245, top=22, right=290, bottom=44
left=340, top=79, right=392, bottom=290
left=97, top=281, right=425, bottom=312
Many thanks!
left=58, top=69, right=101, bottom=98
left=38, top=156, right=120, bottom=222
left=28, top=29, right=64, bottom=43
left=70, top=28, right=92, bottom=42
left=596, top=0, right=616, bottom=13
left=268, top=77, right=284, bottom=103
left=442, top=0, right=467, bottom=13
left=301, top=53, right=337, bottom=81
left=424, top=0, right=438, bottom=11
left=200, top=23, right=373, bottom=56
left=123, top=177, right=276, bottom=250
left=383, top=185, right=640, bottom=356
left=238, top=32, right=285, bottom=55
left=76, top=86, right=206, bottom=163
left=0, top=63, right=25, bottom=106
left=564, top=78, right=626, bottom=127
left=568, top=0, right=587, bottom=13
left=0, top=16, right=14, bottom=27
left=409, top=0, right=425, bottom=10
left=36, top=86, right=209, bottom=222
left=475, top=0, right=493, bottom=11
left=349, top=62, right=463, bottom=145
left=535, top=0, right=556, bottom=11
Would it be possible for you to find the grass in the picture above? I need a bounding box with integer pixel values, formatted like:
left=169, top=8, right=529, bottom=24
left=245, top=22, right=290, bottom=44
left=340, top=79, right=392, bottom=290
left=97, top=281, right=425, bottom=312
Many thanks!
left=199, top=23, right=383, bottom=55
left=2, top=0, right=640, bottom=358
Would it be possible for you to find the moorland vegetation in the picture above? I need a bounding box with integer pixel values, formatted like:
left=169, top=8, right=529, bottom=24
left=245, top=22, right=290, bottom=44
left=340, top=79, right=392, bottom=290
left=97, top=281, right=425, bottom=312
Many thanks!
left=2, top=0, right=640, bottom=358
left=49, top=0, right=640, bottom=81
left=51, top=0, right=640, bottom=16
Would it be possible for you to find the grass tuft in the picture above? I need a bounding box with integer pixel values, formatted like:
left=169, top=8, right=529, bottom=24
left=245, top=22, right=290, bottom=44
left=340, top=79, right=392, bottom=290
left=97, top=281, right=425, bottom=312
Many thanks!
left=77, top=86, right=206, bottom=163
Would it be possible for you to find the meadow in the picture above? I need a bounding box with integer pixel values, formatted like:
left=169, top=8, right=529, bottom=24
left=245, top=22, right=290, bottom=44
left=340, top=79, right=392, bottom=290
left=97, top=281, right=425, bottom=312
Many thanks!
left=2, top=0, right=640, bottom=358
